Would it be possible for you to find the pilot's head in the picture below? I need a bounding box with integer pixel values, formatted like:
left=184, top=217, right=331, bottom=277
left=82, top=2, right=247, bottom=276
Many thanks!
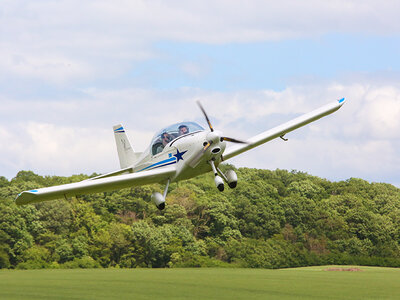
left=161, top=132, right=171, bottom=145
left=178, top=125, right=189, bottom=135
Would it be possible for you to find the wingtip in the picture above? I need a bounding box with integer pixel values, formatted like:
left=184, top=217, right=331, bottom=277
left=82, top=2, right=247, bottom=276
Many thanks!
left=15, top=191, right=37, bottom=206
left=338, top=97, right=345, bottom=105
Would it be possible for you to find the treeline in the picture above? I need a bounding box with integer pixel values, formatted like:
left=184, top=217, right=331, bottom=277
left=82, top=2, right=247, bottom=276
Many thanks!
left=0, top=167, right=399, bottom=269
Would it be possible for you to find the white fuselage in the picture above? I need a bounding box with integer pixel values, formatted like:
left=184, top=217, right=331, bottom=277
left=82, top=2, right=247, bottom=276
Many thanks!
left=132, top=130, right=226, bottom=182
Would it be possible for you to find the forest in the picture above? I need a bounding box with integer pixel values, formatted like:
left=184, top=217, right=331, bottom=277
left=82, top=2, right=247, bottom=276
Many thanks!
left=1, top=166, right=399, bottom=269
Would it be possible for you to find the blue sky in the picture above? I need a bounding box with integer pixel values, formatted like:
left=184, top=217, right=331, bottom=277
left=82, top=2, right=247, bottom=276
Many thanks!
left=1, top=0, right=400, bottom=187
left=132, top=35, right=400, bottom=90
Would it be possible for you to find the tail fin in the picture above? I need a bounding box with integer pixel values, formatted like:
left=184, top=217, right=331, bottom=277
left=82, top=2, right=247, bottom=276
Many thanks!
left=113, top=124, right=139, bottom=168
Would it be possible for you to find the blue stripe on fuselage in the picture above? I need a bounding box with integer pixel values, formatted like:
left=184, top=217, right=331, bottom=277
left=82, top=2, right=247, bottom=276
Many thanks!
left=138, top=156, right=177, bottom=172
left=151, top=161, right=177, bottom=170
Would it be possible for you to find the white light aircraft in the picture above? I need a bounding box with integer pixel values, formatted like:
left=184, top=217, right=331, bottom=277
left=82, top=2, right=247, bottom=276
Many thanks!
left=16, top=99, right=345, bottom=209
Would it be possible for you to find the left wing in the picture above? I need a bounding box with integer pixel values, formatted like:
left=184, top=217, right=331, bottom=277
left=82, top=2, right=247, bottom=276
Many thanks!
left=86, top=166, right=133, bottom=181
left=222, top=98, right=345, bottom=161
left=15, top=167, right=176, bottom=205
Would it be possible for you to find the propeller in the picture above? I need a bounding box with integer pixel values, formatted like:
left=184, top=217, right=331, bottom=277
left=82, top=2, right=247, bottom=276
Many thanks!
left=221, top=136, right=246, bottom=144
left=189, top=101, right=248, bottom=168
left=196, top=101, right=247, bottom=144
left=196, top=100, right=214, bottom=132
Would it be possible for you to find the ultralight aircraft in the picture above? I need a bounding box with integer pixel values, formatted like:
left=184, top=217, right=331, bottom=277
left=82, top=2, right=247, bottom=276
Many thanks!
left=16, top=99, right=345, bottom=209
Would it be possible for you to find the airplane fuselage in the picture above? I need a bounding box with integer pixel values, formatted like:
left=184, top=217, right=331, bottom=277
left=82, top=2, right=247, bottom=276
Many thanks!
left=133, top=130, right=227, bottom=182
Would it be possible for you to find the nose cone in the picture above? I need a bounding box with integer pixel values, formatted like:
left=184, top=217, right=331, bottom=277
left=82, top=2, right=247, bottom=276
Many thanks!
left=206, top=130, right=222, bottom=143
left=206, top=130, right=226, bottom=158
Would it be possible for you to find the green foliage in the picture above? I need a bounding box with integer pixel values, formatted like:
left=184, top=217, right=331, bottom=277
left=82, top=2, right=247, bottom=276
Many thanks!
left=1, top=168, right=400, bottom=269
left=0, top=177, right=8, bottom=188
left=61, top=256, right=100, bottom=269
left=0, top=250, right=10, bottom=269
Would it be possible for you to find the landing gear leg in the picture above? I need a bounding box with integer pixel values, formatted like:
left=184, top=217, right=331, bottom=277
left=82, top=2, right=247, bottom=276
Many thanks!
left=151, top=179, right=170, bottom=210
left=163, top=179, right=170, bottom=200
left=221, top=169, right=238, bottom=189
left=209, top=160, right=224, bottom=192
left=214, top=167, right=238, bottom=189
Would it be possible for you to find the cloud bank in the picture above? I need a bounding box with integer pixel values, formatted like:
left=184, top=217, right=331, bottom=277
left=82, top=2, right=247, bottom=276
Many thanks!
left=1, top=1, right=399, bottom=187
left=1, top=82, right=399, bottom=186
left=2, top=0, right=400, bottom=84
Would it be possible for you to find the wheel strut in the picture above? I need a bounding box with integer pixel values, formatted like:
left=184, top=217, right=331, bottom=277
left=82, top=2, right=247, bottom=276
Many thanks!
left=209, top=160, right=224, bottom=191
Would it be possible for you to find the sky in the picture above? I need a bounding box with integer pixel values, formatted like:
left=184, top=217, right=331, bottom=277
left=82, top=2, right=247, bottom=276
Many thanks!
left=1, top=0, right=400, bottom=187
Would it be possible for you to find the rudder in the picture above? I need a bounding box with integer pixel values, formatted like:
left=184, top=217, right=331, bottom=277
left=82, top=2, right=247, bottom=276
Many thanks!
left=113, top=124, right=137, bottom=168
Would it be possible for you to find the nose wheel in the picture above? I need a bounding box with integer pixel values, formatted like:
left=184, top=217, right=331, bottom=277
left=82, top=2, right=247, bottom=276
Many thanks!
left=209, top=160, right=224, bottom=191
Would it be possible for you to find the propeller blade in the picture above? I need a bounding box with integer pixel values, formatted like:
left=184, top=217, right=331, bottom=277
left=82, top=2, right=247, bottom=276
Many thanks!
left=203, top=141, right=212, bottom=151
left=197, top=101, right=214, bottom=132
left=222, top=137, right=247, bottom=144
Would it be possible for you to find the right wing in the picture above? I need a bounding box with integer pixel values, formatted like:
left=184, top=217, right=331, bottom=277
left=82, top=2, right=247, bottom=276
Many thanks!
left=15, top=167, right=176, bottom=205
left=222, top=98, right=345, bottom=161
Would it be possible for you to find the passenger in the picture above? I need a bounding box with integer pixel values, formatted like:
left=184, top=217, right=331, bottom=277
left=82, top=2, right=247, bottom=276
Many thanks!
left=178, top=124, right=189, bottom=136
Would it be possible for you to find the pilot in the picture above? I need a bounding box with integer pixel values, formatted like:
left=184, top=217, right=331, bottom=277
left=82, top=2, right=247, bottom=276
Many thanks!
left=155, top=132, right=172, bottom=154
left=162, top=132, right=172, bottom=145
left=178, top=124, right=189, bottom=136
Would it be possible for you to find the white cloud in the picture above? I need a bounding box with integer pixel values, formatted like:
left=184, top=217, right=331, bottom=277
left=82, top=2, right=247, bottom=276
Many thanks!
left=1, top=82, right=400, bottom=187
left=357, top=87, right=400, bottom=139
left=1, top=0, right=400, bottom=84
left=4, top=1, right=400, bottom=43
left=1, top=0, right=399, bottom=190
left=0, top=48, right=94, bottom=84
left=0, top=122, right=115, bottom=176
left=180, top=61, right=211, bottom=78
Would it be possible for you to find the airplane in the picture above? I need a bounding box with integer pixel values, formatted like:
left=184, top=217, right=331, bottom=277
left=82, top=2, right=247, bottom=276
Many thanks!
left=15, top=98, right=346, bottom=209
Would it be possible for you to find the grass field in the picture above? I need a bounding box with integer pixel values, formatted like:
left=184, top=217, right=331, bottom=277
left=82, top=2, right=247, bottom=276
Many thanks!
left=0, top=266, right=399, bottom=299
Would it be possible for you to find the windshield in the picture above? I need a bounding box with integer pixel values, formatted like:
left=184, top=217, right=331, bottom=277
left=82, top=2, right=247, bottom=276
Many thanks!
left=150, top=122, right=204, bottom=155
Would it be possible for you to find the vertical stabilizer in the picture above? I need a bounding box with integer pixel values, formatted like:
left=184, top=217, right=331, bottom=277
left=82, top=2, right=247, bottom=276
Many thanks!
left=113, top=124, right=137, bottom=168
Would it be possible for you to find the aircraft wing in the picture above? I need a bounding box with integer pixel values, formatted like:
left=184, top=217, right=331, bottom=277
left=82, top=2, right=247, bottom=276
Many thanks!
left=222, top=98, right=345, bottom=161
left=86, top=166, right=134, bottom=181
left=15, top=166, right=176, bottom=205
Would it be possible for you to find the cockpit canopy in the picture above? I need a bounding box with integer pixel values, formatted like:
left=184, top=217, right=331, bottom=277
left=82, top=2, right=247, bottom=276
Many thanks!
left=151, top=122, right=204, bottom=155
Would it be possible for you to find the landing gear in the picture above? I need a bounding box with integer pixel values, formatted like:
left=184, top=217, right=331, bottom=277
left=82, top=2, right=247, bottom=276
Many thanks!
left=209, top=160, right=224, bottom=191
left=151, top=179, right=170, bottom=210
left=209, top=160, right=238, bottom=191
left=224, top=169, right=238, bottom=189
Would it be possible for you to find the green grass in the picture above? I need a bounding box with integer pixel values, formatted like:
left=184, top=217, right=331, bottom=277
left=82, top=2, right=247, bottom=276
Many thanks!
left=0, top=266, right=399, bottom=299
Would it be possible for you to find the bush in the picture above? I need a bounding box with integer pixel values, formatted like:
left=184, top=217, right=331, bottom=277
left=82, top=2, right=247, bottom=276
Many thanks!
left=170, top=253, right=233, bottom=268
left=0, top=251, right=10, bottom=269
left=61, top=256, right=101, bottom=269
left=16, top=261, right=49, bottom=270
